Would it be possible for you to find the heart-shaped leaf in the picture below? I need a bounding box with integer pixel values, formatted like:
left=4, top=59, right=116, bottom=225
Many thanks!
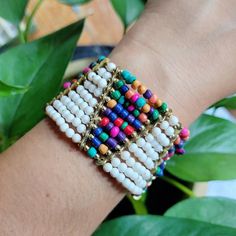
left=0, top=19, right=85, bottom=152
left=165, top=197, right=236, bottom=229
left=59, top=0, right=92, bottom=5
left=0, top=0, right=28, bottom=24
left=110, top=0, right=145, bottom=29
left=213, top=95, right=236, bottom=110
left=166, top=114, right=236, bottom=182
left=93, top=215, right=236, bottom=236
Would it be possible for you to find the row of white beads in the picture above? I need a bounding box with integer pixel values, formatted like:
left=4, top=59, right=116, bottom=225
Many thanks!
left=45, top=105, right=82, bottom=143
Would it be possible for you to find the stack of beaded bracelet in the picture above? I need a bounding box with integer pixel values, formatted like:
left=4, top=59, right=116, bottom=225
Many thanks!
left=45, top=56, right=190, bottom=198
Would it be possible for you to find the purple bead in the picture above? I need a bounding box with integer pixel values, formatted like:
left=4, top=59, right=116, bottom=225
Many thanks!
left=175, top=148, right=185, bottom=155
left=106, top=137, right=118, bottom=149
left=143, top=89, right=152, bottom=99
left=103, top=108, right=112, bottom=116
left=127, top=114, right=135, bottom=124
left=105, top=122, right=114, bottom=131
left=149, top=107, right=154, bottom=115
left=116, top=131, right=126, bottom=142
left=175, top=140, right=184, bottom=149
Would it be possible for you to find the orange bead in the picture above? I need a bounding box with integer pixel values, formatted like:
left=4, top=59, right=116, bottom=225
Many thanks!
left=132, top=80, right=141, bottom=90
left=138, top=85, right=147, bottom=94
left=138, top=113, right=148, bottom=123
left=99, top=144, right=108, bottom=155
left=125, top=90, right=134, bottom=99
left=71, top=79, right=78, bottom=83
left=142, top=104, right=151, bottom=113
left=174, top=136, right=181, bottom=145
left=155, top=98, right=162, bottom=107
left=149, top=94, right=158, bottom=104
left=107, top=99, right=117, bottom=108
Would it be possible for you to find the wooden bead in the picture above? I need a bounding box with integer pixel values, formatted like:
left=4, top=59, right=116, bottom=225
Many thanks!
left=142, top=104, right=151, bottom=113
left=155, top=98, right=162, bottom=108
left=125, top=90, right=134, bottom=99
left=149, top=94, right=158, bottom=104
left=132, top=80, right=141, bottom=90
left=138, top=85, right=147, bottom=94
left=107, top=99, right=117, bottom=108
left=99, top=144, right=109, bottom=155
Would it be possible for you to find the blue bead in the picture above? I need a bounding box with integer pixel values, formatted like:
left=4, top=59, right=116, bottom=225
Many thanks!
left=105, top=122, right=114, bottom=131
left=97, top=55, right=106, bottom=62
left=120, top=85, right=129, bottom=94
left=89, top=62, right=97, bottom=69
left=160, top=162, right=166, bottom=170
left=143, top=89, right=152, bottom=99
left=103, top=108, right=112, bottom=116
left=133, top=119, right=142, bottom=130
left=118, top=95, right=125, bottom=105
left=127, top=114, right=135, bottom=124
left=109, top=112, right=118, bottom=122
left=175, top=140, right=184, bottom=149
left=92, top=137, right=102, bottom=148
left=120, top=109, right=129, bottom=119
left=106, top=138, right=118, bottom=149
left=113, top=104, right=123, bottom=114
left=93, top=127, right=103, bottom=137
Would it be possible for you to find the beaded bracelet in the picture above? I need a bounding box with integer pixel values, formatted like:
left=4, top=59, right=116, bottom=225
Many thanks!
left=45, top=56, right=190, bottom=198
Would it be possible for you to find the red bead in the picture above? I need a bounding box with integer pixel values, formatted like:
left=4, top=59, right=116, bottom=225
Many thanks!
left=124, top=125, right=134, bottom=136
left=114, top=118, right=124, bottom=127
left=100, top=117, right=110, bottom=127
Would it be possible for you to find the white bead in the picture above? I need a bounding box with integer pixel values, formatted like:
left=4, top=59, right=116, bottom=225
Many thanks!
left=121, top=151, right=130, bottom=160
left=145, top=158, right=154, bottom=169
left=103, top=71, right=112, bottom=80
left=57, top=105, right=67, bottom=113
left=152, top=127, right=161, bottom=137
left=60, top=96, right=70, bottom=105
left=89, top=98, right=97, bottom=107
left=138, top=152, right=147, bottom=162
left=118, top=162, right=127, bottom=173
left=165, top=127, right=175, bottom=136
left=72, top=133, right=81, bottom=143
left=53, top=100, right=62, bottom=109
left=84, top=93, right=93, bottom=102
left=153, top=143, right=163, bottom=152
left=146, top=134, right=154, bottom=143
left=80, top=90, right=88, bottom=98
left=56, top=117, right=65, bottom=126
left=75, top=110, right=84, bottom=118
left=65, top=128, right=75, bottom=138
left=76, top=85, right=84, bottom=93
left=161, top=137, right=170, bottom=147
left=126, top=157, right=135, bottom=167
left=151, top=152, right=159, bottom=161
left=106, top=62, right=116, bottom=72
left=134, top=186, right=143, bottom=195
left=68, top=90, right=76, bottom=98
left=88, top=84, right=96, bottom=93
left=65, top=113, right=74, bottom=123
left=143, top=142, right=152, bottom=151
left=122, top=178, right=132, bottom=189
left=97, top=67, right=106, bottom=77
left=110, top=168, right=119, bottom=178
left=94, top=88, right=103, bottom=97
left=46, top=105, right=54, bottom=113
left=98, top=79, right=107, bottom=88
left=75, top=98, right=84, bottom=106
left=93, top=75, right=101, bottom=85
left=88, top=72, right=96, bottom=80
left=128, top=182, right=136, bottom=193
left=67, top=101, right=75, bottom=110
left=133, top=162, right=142, bottom=173
left=60, top=123, right=69, bottom=132
left=160, top=121, right=169, bottom=130
left=125, top=167, right=133, bottom=178
left=81, top=115, right=90, bottom=124
left=62, top=110, right=70, bottom=117
left=111, top=157, right=121, bottom=167
left=129, top=143, right=138, bottom=152
left=77, top=124, right=86, bottom=133
left=72, top=117, right=81, bottom=127
left=137, top=138, right=146, bottom=147
left=132, top=172, right=139, bottom=181
left=70, top=105, right=79, bottom=114
left=116, top=173, right=125, bottom=183
left=52, top=112, right=60, bottom=121
left=84, top=106, right=94, bottom=115
left=103, top=163, right=112, bottom=173
left=79, top=102, right=88, bottom=110
left=169, top=115, right=179, bottom=126
left=143, top=169, right=151, bottom=180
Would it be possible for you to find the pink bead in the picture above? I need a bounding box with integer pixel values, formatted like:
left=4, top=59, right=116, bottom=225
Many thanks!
left=180, top=128, right=190, bottom=139
left=130, top=93, right=139, bottom=103
left=63, top=82, right=71, bottom=89
left=83, top=67, right=91, bottom=74
left=110, top=126, right=120, bottom=138
left=149, top=94, right=158, bottom=104
left=127, top=105, right=135, bottom=112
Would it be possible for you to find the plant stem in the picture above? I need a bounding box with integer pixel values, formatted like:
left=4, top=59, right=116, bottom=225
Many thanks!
left=161, top=176, right=195, bottom=197
left=127, top=195, right=148, bottom=215
left=23, top=0, right=44, bottom=42
left=17, top=25, right=25, bottom=43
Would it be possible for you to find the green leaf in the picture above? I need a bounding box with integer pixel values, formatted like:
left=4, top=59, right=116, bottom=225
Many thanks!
left=93, top=215, right=236, bottom=236
left=165, top=197, right=236, bottom=229
left=166, top=114, right=236, bottom=182
left=0, top=0, right=28, bottom=24
left=0, top=19, right=85, bottom=152
left=58, top=0, right=92, bottom=5
left=212, top=95, right=236, bottom=110
left=110, top=0, right=145, bottom=29
left=0, top=81, right=28, bottom=96
left=127, top=193, right=148, bottom=215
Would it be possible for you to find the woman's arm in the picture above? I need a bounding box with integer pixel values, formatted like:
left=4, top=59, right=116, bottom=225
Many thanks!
left=1, top=0, right=236, bottom=235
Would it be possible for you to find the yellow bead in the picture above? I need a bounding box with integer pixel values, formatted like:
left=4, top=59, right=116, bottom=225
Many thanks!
left=155, top=98, right=162, bottom=108
left=138, top=85, right=147, bottom=94
left=142, top=104, right=151, bottom=113
left=99, top=144, right=108, bottom=155
left=132, top=80, right=141, bottom=90
left=107, top=99, right=117, bottom=108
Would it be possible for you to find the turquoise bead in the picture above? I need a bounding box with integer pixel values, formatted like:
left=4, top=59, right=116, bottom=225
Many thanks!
left=121, top=70, right=131, bottom=79
left=97, top=55, right=106, bottom=62
left=87, top=147, right=97, bottom=158
left=152, top=109, right=159, bottom=120
left=118, top=95, right=125, bottom=105
left=136, top=97, right=146, bottom=108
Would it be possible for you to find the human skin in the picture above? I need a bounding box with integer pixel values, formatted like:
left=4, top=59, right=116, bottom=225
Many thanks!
left=0, top=0, right=236, bottom=235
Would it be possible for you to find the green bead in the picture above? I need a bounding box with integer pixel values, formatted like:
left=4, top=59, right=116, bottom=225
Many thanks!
left=133, top=109, right=140, bottom=117
left=114, top=80, right=124, bottom=89
left=97, top=55, right=106, bottom=62
left=87, top=147, right=97, bottom=158
left=111, top=90, right=121, bottom=100
left=121, top=121, right=128, bottom=130
left=152, top=109, right=159, bottom=120
left=99, top=132, right=109, bottom=142
left=136, top=97, right=146, bottom=108
left=127, top=75, right=136, bottom=84
left=118, top=95, right=125, bottom=105
left=124, top=101, right=130, bottom=108
left=159, top=102, right=168, bottom=113
left=121, top=70, right=136, bottom=84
